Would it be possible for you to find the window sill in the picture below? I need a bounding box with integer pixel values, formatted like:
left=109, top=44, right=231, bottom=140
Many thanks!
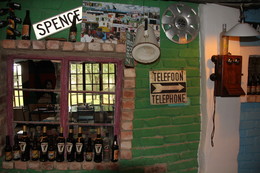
left=2, top=160, right=119, bottom=170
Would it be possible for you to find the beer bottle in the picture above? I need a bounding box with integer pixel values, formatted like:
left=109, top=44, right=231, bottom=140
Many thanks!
left=48, top=136, right=55, bottom=161
left=85, top=137, right=93, bottom=162
left=39, top=126, right=48, bottom=162
left=68, top=15, right=77, bottom=42
left=31, top=136, right=39, bottom=161
left=66, top=127, right=75, bottom=162
left=20, top=125, right=30, bottom=161
left=103, top=133, right=110, bottom=162
left=21, top=10, right=31, bottom=40
left=111, top=135, right=119, bottom=162
left=12, top=135, right=20, bottom=161
left=75, top=127, right=84, bottom=162
left=94, top=128, right=103, bottom=163
left=4, top=135, right=12, bottom=161
left=56, top=127, right=65, bottom=162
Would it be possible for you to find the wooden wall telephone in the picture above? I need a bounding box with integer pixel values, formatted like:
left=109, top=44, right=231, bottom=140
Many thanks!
left=210, top=55, right=245, bottom=97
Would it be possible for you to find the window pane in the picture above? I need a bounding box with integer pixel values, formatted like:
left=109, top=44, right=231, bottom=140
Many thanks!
left=102, top=64, right=108, bottom=73
left=13, top=91, right=60, bottom=123
left=92, top=64, right=99, bottom=73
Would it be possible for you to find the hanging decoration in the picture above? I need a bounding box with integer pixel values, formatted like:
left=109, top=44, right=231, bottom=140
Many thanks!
left=161, top=3, right=199, bottom=44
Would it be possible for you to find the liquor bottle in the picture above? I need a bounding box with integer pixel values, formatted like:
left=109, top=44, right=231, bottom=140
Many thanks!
left=68, top=15, right=77, bottom=42
left=256, top=73, right=260, bottom=95
left=66, top=127, right=75, bottom=162
left=12, top=135, right=21, bottom=161
left=247, top=74, right=252, bottom=95
left=219, top=24, right=229, bottom=55
left=251, top=74, right=257, bottom=95
left=48, top=136, right=55, bottom=161
left=20, top=125, right=30, bottom=161
left=85, top=137, right=93, bottom=162
left=4, top=135, right=12, bottom=161
left=94, top=128, right=103, bottom=163
left=103, top=133, right=110, bottom=162
left=21, top=10, right=31, bottom=40
left=31, top=136, right=39, bottom=161
left=56, top=127, right=65, bottom=162
left=39, top=126, right=48, bottom=162
left=6, top=12, right=17, bottom=40
left=111, top=135, right=119, bottom=162
left=75, top=127, right=84, bottom=162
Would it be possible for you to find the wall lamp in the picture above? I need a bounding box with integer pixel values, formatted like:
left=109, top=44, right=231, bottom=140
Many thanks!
left=224, top=4, right=259, bottom=37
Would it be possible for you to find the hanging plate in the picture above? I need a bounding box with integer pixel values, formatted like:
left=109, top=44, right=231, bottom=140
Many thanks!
left=162, top=4, right=199, bottom=44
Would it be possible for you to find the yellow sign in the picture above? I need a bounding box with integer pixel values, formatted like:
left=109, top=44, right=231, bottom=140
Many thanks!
left=150, top=70, right=187, bottom=105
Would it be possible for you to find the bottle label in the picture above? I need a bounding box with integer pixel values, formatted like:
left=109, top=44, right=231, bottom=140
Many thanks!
left=66, top=142, right=73, bottom=153
left=113, top=149, right=119, bottom=160
left=13, top=150, right=21, bottom=159
left=41, top=142, right=48, bottom=153
left=257, top=85, right=260, bottom=93
left=95, top=144, right=102, bottom=154
left=5, top=151, right=12, bottom=161
left=69, top=32, right=77, bottom=42
left=76, top=142, right=83, bottom=153
left=31, top=150, right=39, bottom=159
left=19, top=141, right=26, bottom=153
left=48, top=150, right=55, bottom=160
left=22, top=25, right=29, bottom=36
left=86, top=152, right=92, bottom=161
left=57, top=143, right=65, bottom=153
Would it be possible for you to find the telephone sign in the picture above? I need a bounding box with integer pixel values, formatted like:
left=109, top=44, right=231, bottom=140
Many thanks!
left=150, top=70, right=187, bottom=105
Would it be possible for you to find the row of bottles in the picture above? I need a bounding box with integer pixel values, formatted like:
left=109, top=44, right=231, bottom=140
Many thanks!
left=5, top=125, right=119, bottom=163
left=247, top=73, right=260, bottom=95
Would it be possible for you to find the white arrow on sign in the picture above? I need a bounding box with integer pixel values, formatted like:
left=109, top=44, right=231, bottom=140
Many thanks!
left=152, top=83, right=184, bottom=93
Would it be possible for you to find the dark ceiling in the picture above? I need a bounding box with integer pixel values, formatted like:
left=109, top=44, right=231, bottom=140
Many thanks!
left=163, top=0, right=260, bottom=9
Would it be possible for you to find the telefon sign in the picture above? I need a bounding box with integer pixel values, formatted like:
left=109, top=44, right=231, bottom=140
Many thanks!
left=33, top=7, right=82, bottom=40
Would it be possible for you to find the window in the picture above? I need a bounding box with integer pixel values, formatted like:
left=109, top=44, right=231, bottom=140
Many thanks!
left=7, top=56, right=123, bottom=138
left=13, top=63, right=23, bottom=108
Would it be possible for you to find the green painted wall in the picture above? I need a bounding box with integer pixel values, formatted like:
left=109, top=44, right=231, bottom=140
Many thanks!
left=0, top=0, right=201, bottom=172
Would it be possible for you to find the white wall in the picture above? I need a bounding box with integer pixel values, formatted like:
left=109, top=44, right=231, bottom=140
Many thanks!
left=199, top=4, right=242, bottom=173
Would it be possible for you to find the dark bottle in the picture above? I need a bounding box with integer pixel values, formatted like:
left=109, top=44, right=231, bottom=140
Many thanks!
left=94, top=128, right=103, bottom=163
left=111, top=135, right=119, bottom=162
left=6, top=12, right=17, bottom=40
left=75, top=127, right=84, bottom=162
left=21, top=10, right=31, bottom=40
left=12, top=135, right=20, bottom=161
left=39, top=126, right=48, bottom=162
left=68, top=15, right=77, bottom=42
left=7, top=2, right=21, bottom=10
left=256, top=73, right=260, bottom=95
left=66, top=127, right=75, bottom=162
left=103, top=133, right=110, bottom=162
left=48, top=136, right=55, bottom=161
left=31, top=136, right=39, bottom=161
left=251, top=74, right=257, bottom=95
left=4, top=135, right=12, bottom=161
left=20, top=125, right=30, bottom=161
left=85, top=137, right=93, bottom=162
left=247, top=74, right=252, bottom=95
left=56, top=127, right=65, bottom=162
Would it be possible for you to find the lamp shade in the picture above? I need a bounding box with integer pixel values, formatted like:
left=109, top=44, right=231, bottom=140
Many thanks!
left=225, top=23, right=260, bottom=37
left=132, top=24, right=160, bottom=63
